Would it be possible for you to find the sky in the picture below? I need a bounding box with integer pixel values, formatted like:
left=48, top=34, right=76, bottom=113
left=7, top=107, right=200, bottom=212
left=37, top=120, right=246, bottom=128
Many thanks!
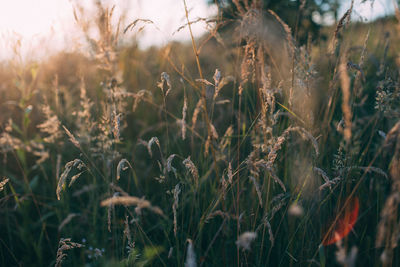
left=0, top=0, right=217, bottom=60
left=0, top=0, right=395, bottom=61
left=339, top=0, right=395, bottom=22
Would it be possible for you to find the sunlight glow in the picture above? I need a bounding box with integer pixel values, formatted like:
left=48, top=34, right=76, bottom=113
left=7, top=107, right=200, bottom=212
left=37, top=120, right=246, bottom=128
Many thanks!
left=0, top=0, right=217, bottom=60
left=0, top=0, right=394, bottom=61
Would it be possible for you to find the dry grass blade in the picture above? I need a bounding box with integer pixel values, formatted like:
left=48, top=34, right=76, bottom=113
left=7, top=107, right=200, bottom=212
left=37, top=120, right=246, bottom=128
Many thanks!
left=265, top=125, right=319, bottom=167
left=132, top=90, right=152, bottom=111
left=339, top=58, right=352, bottom=142
left=148, top=137, right=161, bottom=157
left=394, top=0, right=400, bottom=35
left=124, top=18, right=155, bottom=34
left=191, top=99, right=203, bottom=129
left=56, top=159, right=85, bottom=200
left=264, top=219, right=274, bottom=247
left=314, top=167, right=330, bottom=184
left=0, top=177, right=9, bottom=191
left=68, top=172, right=83, bottom=187
left=139, top=137, right=161, bottom=158
left=116, top=159, right=132, bottom=181
left=100, top=196, right=164, bottom=216
left=182, top=94, right=188, bottom=140
left=55, top=238, right=84, bottom=267
left=376, top=121, right=400, bottom=266
left=174, top=17, right=213, bottom=34
left=58, top=213, right=79, bottom=232
left=182, top=0, right=220, bottom=179
left=183, top=156, right=199, bottom=188
left=319, top=177, right=341, bottom=191
left=268, top=169, right=287, bottom=192
left=267, top=135, right=287, bottom=166
left=167, top=154, right=177, bottom=176
left=158, top=72, right=172, bottom=97
left=37, top=105, right=62, bottom=143
left=109, top=183, right=129, bottom=197
left=267, top=9, right=295, bottom=55
left=123, top=215, right=132, bottom=245
left=196, top=79, right=214, bottom=87
left=232, top=0, right=246, bottom=15
left=210, top=124, right=218, bottom=139
left=221, top=174, right=228, bottom=200
left=173, top=184, right=181, bottom=237
left=346, top=166, right=388, bottom=179
left=62, top=126, right=80, bottom=149
left=269, top=195, right=287, bottom=220
left=213, top=69, right=221, bottom=86
left=72, top=185, right=96, bottom=197
left=205, top=210, right=230, bottom=222
left=249, top=176, right=263, bottom=207
left=56, top=154, right=62, bottom=181
left=227, top=162, right=233, bottom=184
left=112, top=111, right=121, bottom=141
left=330, top=0, right=354, bottom=52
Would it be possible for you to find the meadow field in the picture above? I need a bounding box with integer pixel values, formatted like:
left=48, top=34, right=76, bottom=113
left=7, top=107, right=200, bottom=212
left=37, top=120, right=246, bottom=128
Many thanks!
left=1, top=0, right=400, bottom=266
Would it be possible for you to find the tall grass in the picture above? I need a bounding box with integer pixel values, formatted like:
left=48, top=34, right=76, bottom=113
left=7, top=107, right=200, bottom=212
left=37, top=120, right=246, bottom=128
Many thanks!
left=1, top=0, right=400, bottom=266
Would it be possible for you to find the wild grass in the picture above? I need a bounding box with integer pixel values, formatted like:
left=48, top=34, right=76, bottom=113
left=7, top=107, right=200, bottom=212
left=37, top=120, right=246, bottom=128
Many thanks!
left=1, top=0, right=400, bottom=266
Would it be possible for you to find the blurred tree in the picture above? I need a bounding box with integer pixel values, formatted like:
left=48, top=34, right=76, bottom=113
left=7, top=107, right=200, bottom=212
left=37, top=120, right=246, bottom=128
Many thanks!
left=211, top=0, right=340, bottom=43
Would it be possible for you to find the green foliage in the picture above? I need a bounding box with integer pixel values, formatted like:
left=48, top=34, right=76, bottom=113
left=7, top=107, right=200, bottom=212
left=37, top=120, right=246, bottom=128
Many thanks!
left=212, top=0, right=339, bottom=43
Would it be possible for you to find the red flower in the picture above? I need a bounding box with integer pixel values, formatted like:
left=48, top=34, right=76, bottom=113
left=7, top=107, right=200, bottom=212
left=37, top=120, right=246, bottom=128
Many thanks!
left=322, top=197, right=359, bottom=246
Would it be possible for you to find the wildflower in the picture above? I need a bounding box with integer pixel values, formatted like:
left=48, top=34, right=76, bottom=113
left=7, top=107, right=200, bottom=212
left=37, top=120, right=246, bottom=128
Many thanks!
left=236, top=232, right=257, bottom=251
left=288, top=203, right=304, bottom=217
left=322, top=197, right=359, bottom=246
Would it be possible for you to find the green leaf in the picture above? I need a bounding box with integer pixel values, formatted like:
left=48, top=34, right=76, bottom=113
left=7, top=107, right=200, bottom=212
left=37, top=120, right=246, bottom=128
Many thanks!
left=29, top=175, right=40, bottom=191
left=142, top=246, right=164, bottom=264
left=16, top=149, right=27, bottom=169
